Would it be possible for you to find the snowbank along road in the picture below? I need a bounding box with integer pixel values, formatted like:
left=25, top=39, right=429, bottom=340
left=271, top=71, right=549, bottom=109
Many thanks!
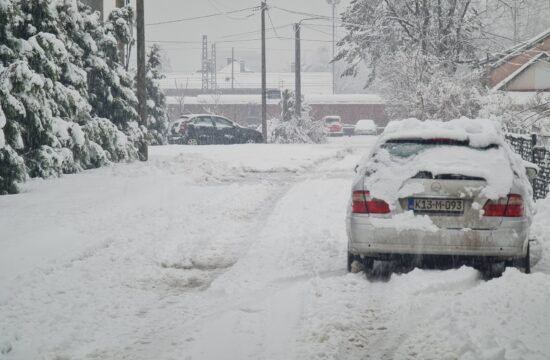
left=1, top=136, right=550, bottom=360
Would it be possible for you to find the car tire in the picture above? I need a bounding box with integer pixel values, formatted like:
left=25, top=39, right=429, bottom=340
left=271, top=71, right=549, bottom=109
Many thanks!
left=347, top=252, right=366, bottom=273
left=479, top=261, right=505, bottom=280
left=245, top=138, right=256, bottom=144
left=525, top=241, right=531, bottom=274
left=347, top=252, right=355, bottom=272
left=187, top=138, right=198, bottom=146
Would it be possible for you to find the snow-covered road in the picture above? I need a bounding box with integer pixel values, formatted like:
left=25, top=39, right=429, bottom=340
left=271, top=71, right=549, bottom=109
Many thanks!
left=1, top=136, right=550, bottom=360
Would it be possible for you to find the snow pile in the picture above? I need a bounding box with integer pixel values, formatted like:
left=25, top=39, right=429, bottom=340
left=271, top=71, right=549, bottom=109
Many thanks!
left=530, top=194, right=550, bottom=273
left=153, top=144, right=353, bottom=174
left=268, top=118, right=327, bottom=144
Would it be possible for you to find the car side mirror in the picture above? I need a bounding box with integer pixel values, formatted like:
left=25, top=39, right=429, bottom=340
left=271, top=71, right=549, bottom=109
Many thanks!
left=354, top=164, right=359, bottom=173
left=523, top=160, right=538, bottom=181
left=526, top=166, right=538, bottom=181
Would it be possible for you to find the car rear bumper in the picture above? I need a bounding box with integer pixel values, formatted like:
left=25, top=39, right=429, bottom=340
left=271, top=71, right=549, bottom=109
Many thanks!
left=347, top=215, right=529, bottom=259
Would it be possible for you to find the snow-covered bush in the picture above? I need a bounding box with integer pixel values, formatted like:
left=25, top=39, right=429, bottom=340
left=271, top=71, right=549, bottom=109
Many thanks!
left=0, top=0, right=151, bottom=194
left=82, top=117, right=139, bottom=163
left=268, top=91, right=326, bottom=144
left=379, top=59, right=484, bottom=120
left=478, top=92, right=550, bottom=134
left=336, top=0, right=485, bottom=120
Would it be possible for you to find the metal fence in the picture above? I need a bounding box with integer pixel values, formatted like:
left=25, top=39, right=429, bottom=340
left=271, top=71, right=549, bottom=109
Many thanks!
left=505, top=133, right=550, bottom=200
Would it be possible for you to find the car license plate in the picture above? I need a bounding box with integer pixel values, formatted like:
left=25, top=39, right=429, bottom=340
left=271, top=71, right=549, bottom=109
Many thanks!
left=408, top=198, right=464, bottom=213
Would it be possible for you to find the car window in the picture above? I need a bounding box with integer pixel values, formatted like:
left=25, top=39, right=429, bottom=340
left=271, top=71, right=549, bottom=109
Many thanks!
left=213, top=117, right=234, bottom=128
left=325, top=117, right=340, bottom=124
left=171, top=121, right=181, bottom=131
left=381, top=139, right=498, bottom=158
left=194, top=116, right=213, bottom=127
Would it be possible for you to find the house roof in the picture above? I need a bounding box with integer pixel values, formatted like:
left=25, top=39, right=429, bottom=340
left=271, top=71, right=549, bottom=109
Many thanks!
left=484, top=28, right=550, bottom=68
left=493, top=51, right=550, bottom=90
left=165, top=93, right=385, bottom=106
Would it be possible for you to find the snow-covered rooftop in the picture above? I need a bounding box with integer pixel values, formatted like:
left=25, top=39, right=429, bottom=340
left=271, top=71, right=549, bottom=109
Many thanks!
left=160, top=71, right=333, bottom=95
left=166, top=93, right=385, bottom=106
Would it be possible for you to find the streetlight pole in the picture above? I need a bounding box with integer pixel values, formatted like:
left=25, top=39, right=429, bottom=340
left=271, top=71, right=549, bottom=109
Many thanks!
left=261, top=1, right=267, bottom=143
left=326, top=0, right=340, bottom=94
left=294, top=23, right=301, bottom=118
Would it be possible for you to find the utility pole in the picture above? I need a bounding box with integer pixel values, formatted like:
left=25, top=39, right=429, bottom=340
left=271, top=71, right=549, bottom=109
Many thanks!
left=210, top=43, right=217, bottom=90
left=294, top=23, right=301, bottom=118
left=136, top=0, right=147, bottom=160
left=231, top=47, right=234, bottom=90
left=261, top=1, right=267, bottom=143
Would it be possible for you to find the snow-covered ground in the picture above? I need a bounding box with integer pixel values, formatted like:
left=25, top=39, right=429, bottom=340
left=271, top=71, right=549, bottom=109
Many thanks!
left=1, top=135, right=550, bottom=360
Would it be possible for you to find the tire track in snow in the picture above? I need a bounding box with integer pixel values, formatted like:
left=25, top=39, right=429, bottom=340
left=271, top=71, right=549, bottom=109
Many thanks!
left=102, top=155, right=356, bottom=360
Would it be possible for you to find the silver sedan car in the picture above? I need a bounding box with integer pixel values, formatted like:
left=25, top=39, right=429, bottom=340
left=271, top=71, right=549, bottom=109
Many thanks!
left=346, top=119, right=536, bottom=277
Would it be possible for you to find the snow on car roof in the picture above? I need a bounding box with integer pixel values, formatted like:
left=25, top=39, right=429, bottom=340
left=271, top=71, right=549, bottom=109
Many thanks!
left=355, top=118, right=533, bottom=208
left=379, top=118, right=504, bottom=148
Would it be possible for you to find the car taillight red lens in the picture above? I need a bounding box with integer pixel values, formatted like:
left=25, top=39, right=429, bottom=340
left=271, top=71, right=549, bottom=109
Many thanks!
left=352, top=191, right=390, bottom=214
left=483, top=194, right=524, bottom=217
left=180, top=123, right=187, bottom=132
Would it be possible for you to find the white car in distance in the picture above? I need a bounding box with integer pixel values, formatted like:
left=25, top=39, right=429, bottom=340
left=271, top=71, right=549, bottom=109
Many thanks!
left=354, top=119, right=378, bottom=135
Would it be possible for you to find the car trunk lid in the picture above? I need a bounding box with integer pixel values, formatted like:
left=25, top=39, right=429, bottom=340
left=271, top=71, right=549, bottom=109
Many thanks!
left=394, top=173, right=503, bottom=230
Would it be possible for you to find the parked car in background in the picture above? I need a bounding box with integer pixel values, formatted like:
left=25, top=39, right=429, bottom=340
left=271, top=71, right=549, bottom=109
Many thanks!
left=343, top=123, right=355, bottom=137
left=323, top=115, right=344, bottom=136
left=167, top=116, right=191, bottom=144
left=347, top=118, right=536, bottom=278
left=171, top=114, right=263, bottom=145
left=354, top=119, right=377, bottom=135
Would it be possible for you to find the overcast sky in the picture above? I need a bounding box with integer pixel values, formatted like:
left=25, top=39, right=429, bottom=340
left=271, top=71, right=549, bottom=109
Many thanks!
left=108, top=0, right=351, bottom=73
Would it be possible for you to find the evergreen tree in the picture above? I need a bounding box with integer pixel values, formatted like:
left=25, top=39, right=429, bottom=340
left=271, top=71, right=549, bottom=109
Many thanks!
left=88, top=5, right=139, bottom=129
left=0, top=0, right=144, bottom=193
left=145, top=44, right=168, bottom=145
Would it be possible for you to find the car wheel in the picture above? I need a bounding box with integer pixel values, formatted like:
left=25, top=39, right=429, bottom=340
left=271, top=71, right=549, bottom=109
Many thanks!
left=479, top=261, right=505, bottom=280
left=245, top=138, right=256, bottom=144
left=187, top=138, right=198, bottom=146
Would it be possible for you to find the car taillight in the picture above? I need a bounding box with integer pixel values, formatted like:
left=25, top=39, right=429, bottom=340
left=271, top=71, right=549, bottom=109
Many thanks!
left=352, top=191, right=390, bottom=214
left=483, top=194, right=524, bottom=217
left=180, top=122, right=188, bottom=132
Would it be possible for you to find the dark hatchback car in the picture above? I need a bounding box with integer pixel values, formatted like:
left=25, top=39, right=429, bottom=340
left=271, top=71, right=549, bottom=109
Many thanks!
left=168, top=114, right=263, bottom=145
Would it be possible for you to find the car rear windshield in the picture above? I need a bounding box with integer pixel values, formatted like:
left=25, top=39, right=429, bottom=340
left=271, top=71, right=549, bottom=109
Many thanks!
left=325, top=118, right=340, bottom=124
left=381, top=138, right=498, bottom=158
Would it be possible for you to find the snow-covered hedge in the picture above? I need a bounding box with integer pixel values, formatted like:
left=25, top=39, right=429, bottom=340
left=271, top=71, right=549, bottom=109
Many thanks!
left=0, top=0, right=159, bottom=194
left=267, top=92, right=327, bottom=144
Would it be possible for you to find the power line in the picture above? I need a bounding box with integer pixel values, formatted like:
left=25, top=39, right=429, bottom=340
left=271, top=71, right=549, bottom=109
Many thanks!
left=206, top=0, right=256, bottom=21
left=270, top=6, right=331, bottom=20
left=147, top=37, right=333, bottom=44
left=146, top=6, right=259, bottom=26
left=219, top=23, right=294, bottom=39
